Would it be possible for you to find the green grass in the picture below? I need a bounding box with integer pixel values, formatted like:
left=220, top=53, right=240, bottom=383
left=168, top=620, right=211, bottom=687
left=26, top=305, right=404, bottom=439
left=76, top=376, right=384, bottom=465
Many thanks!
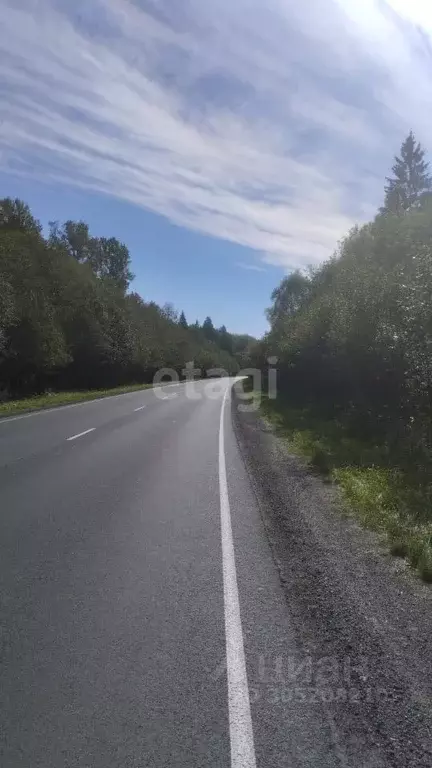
left=255, top=392, right=432, bottom=584
left=0, top=383, right=156, bottom=417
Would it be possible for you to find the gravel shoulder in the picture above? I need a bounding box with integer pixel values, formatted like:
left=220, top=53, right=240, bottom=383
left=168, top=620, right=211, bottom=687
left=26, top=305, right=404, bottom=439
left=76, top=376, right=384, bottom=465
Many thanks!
left=232, top=384, right=432, bottom=767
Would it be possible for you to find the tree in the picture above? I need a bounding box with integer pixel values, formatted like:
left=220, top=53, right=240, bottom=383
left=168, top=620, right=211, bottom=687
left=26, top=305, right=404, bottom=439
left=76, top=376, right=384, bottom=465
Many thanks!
left=0, top=272, right=16, bottom=356
left=179, top=311, right=188, bottom=329
left=49, top=220, right=91, bottom=261
left=0, top=229, right=69, bottom=392
left=49, top=221, right=133, bottom=292
left=0, top=198, right=41, bottom=235
left=202, top=316, right=216, bottom=342
left=89, top=237, right=134, bottom=292
left=161, top=303, right=178, bottom=323
left=218, top=325, right=233, bottom=354
left=381, top=132, right=432, bottom=214
left=266, top=270, right=311, bottom=329
left=0, top=199, right=241, bottom=394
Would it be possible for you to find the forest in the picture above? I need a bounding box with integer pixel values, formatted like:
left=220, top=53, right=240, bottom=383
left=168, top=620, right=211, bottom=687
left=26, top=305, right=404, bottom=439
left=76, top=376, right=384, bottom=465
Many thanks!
left=0, top=199, right=255, bottom=396
left=258, top=132, right=432, bottom=578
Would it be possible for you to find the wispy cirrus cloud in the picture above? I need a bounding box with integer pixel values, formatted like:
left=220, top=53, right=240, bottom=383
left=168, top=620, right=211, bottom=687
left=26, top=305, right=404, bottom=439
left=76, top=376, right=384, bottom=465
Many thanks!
left=1, top=0, right=431, bottom=268
left=236, top=263, right=267, bottom=273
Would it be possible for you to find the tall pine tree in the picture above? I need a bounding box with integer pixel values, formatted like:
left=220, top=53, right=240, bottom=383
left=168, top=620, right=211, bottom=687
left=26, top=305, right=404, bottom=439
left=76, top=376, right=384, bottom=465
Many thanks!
left=381, top=132, right=432, bottom=215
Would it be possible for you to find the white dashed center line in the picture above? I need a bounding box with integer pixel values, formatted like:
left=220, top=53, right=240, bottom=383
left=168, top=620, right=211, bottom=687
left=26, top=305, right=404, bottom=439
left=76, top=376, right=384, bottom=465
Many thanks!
left=66, top=428, right=96, bottom=442
left=134, top=405, right=147, bottom=412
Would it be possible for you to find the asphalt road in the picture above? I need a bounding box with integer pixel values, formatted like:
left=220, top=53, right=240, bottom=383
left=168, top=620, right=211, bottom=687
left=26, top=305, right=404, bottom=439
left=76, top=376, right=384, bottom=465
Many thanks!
left=2, top=378, right=425, bottom=767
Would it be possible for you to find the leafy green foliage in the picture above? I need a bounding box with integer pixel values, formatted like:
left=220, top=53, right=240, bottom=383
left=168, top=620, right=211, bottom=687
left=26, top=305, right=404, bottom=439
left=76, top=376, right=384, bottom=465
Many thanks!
left=266, top=270, right=312, bottom=329
left=49, top=219, right=134, bottom=291
left=0, top=198, right=42, bottom=235
left=259, top=133, right=432, bottom=580
left=0, top=199, right=245, bottom=396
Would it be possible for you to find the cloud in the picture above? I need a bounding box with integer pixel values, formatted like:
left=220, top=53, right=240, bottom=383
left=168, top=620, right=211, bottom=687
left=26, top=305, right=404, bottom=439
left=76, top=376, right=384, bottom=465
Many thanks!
left=236, top=262, right=267, bottom=273
left=1, top=0, right=432, bottom=269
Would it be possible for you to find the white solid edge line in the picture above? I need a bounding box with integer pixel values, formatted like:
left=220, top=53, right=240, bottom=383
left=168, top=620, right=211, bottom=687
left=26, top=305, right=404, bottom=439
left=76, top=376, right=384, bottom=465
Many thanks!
left=66, top=428, right=96, bottom=442
left=219, top=383, right=257, bottom=768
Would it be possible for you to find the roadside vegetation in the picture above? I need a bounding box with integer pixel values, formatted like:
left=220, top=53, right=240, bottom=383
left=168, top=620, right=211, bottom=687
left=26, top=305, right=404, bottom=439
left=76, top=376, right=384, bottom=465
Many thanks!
left=254, top=132, right=432, bottom=582
left=0, top=199, right=255, bottom=401
left=0, top=383, right=157, bottom=417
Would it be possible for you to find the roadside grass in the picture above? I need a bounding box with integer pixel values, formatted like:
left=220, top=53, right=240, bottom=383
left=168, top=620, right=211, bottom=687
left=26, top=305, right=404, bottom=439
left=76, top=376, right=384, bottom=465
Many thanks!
left=0, top=383, right=156, bottom=417
left=255, top=391, right=432, bottom=584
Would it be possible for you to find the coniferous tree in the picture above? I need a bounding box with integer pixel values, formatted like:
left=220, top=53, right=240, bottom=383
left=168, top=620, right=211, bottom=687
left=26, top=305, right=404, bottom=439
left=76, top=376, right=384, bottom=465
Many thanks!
left=179, top=311, right=188, bottom=329
left=202, top=316, right=216, bottom=342
left=381, top=132, right=432, bottom=214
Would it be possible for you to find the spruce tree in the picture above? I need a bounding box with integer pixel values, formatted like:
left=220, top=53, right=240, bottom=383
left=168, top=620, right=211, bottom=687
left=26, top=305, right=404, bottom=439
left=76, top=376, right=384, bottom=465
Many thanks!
left=178, top=311, right=188, bottom=329
left=381, top=132, right=431, bottom=214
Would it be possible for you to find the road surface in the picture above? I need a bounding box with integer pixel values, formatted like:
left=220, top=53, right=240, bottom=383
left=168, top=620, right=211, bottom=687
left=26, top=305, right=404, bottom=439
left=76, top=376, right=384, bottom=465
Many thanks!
left=1, top=378, right=429, bottom=767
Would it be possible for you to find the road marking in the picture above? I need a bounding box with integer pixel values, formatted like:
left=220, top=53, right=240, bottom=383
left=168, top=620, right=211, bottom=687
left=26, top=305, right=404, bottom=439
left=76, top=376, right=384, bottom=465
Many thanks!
left=219, top=384, right=257, bottom=768
left=0, top=382, right=188, bottom=425
left=66, top=428, right=96, bottom=442
left=134, top=405, right=147, bottom=412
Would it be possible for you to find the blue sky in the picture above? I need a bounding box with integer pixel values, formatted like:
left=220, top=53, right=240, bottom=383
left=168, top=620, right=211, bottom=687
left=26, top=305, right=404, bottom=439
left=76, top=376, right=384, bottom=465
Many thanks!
left=1, top=0, right=432, bottom=337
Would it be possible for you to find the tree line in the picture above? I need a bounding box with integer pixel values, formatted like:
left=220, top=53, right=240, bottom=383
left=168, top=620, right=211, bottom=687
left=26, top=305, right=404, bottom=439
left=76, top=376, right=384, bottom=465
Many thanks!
left=258, top=131, right=432, bottom=471
left=0, top=199, right=255, bottom=396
